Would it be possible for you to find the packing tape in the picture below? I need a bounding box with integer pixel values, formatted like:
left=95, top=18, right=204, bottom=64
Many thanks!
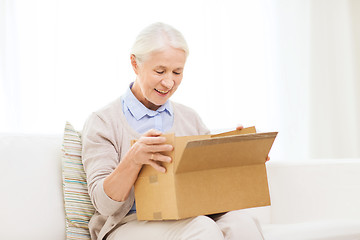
left=149, top=175, right=158, bottom=183
left=153, top=212, right=162, bottom=220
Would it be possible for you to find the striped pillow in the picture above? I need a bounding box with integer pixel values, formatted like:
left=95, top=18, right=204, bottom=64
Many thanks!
left=62, top=122, right=95, bottom=240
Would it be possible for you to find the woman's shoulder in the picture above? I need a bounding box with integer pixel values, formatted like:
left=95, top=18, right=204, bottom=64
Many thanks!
left=171, top=101, right=199, bottom=117
left=171, top=101, right=210, bottom=135
left=94, top=98, right=122, bottom=117
left=83, top=97, right=124, bottom=130
left=84, top=97, right=123, bottom=125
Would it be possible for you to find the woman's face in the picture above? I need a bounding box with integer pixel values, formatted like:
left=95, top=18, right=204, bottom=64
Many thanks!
left=131, top=46, right=186, bottom=111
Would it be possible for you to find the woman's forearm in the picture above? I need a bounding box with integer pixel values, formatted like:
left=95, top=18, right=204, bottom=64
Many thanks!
left=103, top=155, right=142, bottom=202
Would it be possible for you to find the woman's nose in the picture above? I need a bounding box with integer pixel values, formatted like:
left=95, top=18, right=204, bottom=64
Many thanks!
left=161, top=77, right=174, bottom=89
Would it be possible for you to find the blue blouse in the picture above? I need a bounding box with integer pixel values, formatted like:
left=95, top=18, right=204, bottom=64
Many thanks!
left=122, top=83, right=174, bottom=214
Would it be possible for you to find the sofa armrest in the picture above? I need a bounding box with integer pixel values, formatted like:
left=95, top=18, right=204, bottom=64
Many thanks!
left=0, top=134, right=65, bottom=239
left=266, top=159, right=360, bottom=224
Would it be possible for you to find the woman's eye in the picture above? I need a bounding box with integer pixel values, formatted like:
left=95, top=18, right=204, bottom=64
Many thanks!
left=155, top=70, right=164, bottom=74
left=173, top=72, right=181, bottom=75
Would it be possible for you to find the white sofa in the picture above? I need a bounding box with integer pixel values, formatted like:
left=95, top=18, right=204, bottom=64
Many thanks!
left=1, top=134, right=360, bottom=240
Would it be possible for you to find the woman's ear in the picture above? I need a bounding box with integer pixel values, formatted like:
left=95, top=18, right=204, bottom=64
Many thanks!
left=130, top=54, right=139, bottom=74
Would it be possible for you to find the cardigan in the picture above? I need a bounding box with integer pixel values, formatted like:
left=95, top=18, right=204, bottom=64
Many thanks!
left=81, top=97, right=210, bottom=240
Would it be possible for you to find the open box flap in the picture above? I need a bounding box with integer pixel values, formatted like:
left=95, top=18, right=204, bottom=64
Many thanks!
left=172, top=126, right=257, bottom=171
left=174, top=132, right=278, bottom=174
left=211, top=126, right=257, bottom=138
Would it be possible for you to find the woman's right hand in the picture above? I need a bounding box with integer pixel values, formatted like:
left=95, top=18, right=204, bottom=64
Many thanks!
left=103, top=129, right=173, bottom=201
left=127, top=129, right=173, bottom=173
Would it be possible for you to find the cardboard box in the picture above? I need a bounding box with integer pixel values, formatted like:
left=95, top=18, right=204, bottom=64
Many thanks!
left=134, top=127, right=277, bottom=221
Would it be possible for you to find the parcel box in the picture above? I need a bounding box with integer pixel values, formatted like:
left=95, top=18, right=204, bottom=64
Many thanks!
left=134, top=127, right=277, bottom=221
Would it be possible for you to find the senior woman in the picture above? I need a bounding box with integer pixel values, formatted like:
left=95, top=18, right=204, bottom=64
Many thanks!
left=81, top=22, right=265, bottom=240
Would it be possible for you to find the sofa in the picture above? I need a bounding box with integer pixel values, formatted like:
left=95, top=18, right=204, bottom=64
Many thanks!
left=1, top=133, right=360, bottom=240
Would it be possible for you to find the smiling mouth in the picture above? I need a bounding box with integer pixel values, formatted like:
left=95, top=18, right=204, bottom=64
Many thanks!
left=154, top=88, right=170, bottom=94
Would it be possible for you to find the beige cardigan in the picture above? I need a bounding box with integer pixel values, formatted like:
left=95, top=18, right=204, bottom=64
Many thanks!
left=81, top=97, right=209, bottom=240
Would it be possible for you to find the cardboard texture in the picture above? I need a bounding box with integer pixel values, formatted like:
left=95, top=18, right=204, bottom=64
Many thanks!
left=134, top=127, right=277, bottom=221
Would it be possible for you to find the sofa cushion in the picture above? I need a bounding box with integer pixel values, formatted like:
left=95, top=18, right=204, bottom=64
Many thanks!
left=0, top=134, right=65, bottom=239
left=266, top=160, right=360, bottom=224
left=261, top=220, right=360, bottom=240
left=62, top=122, right=95, bottom=239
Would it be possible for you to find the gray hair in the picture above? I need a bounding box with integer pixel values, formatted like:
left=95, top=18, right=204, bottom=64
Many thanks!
left=130, top=22, right=189, bottom=64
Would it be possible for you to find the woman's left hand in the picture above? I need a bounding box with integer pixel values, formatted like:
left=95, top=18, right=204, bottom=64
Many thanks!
left=236, top=124, right=270, bottom=162
left=236, top=125, right=244, bottom=131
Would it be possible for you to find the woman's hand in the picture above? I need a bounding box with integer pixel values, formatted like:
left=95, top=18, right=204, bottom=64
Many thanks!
left=127, top=129, right=173, bottom=173
left=236, top=124, right=270, bottom=162
left=103, top=129, right=173, bottom=202
left=236, top=125, right=244, bottom=131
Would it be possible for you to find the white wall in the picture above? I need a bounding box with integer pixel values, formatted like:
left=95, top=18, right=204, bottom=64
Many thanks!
left=1, top=0, right=359, bottom=160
